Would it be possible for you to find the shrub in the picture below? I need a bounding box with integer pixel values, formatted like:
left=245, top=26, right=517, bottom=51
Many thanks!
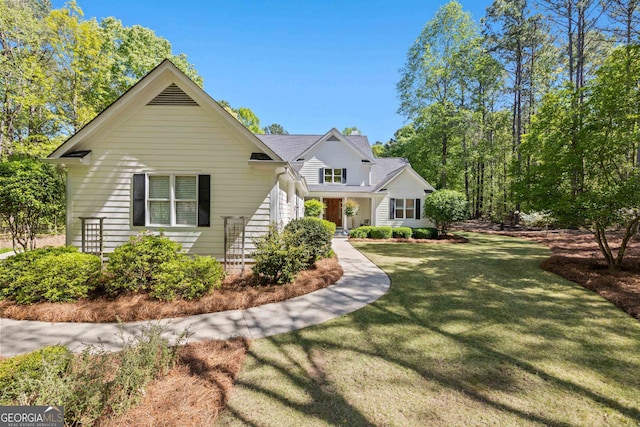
left=412, top=227, right=439, bottom=239
left=349, top=227, right=369, bottom=239
left=0, top=345, right=71, bottom=401
left=370, top=226, right=393, bottom=239
left=0, top=325, right=186, bottom=425
left=392, top=227, right=412, bottom=239
left=284, top=218, right=333, bottom=264
left=253, top=226, right=309, bottom=284
left=423, top=189, right=468, bottom=235
left=304, top=199, right=325, bottom=217
left=153, top=255, right=224, bottom=301
left=105, top=231, right=182, bottom=294
left=0, top=247, right=101, bottom=304
left=519, top=211, right=555, bottom=228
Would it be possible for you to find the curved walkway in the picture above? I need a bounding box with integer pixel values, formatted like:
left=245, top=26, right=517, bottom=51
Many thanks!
left=0, top=238, right=390, bottom=357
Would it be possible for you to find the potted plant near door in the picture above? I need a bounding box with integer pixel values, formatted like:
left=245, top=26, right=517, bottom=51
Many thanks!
left=344, top=199, right=359, bottom=231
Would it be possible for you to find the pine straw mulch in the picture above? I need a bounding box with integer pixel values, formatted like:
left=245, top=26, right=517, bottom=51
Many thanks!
left=453, top=221, right=640, bottom=320
left=0, top=257, right=343, bottom=323
left=101, top=337, right=249, bottom=427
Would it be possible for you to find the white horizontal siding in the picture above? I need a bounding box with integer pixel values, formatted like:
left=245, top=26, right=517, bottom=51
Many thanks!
left=299, top=138, right=371, bottom=186
left=374, top=170, right=434, bottom=228
left=67, top=105, right=277, bottom=257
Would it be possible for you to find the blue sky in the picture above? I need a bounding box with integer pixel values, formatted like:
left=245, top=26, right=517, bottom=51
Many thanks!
left=53, top=1, right=492, bottom=144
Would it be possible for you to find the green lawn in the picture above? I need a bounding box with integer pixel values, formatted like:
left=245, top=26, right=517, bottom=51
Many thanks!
left=0, top=248, right=12, bottom=255
left=217, top=233, right=640, bottom=426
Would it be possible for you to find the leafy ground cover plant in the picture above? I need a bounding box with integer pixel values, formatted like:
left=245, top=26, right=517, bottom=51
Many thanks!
left=0, top=325, right=187, bottom=425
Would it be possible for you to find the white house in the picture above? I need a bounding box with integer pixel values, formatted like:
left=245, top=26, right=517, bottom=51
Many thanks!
left=258, top=131, right=435, bottom=230
left=46, top=60, right=434, bottom=258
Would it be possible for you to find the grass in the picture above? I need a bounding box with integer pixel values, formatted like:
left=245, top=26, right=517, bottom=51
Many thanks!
left=0, top=248, right=12, bottom=255
left=217, top=232, right=640, bottom=426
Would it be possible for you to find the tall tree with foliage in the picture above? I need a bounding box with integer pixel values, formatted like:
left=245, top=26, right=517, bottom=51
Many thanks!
left=262, top=123, right=288, bottom=134
left=0, top=157, right=65, bottom=252
left=398, top=1, right=483, bottom=189
left=518, top=46, right=640, bottom=270
left=0, top=0, right=56, bottom=158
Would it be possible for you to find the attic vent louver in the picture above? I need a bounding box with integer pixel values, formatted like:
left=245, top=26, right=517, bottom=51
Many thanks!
left=147, top=84, right=199, bottom=106
left=327, top=135, right=340, bottom=141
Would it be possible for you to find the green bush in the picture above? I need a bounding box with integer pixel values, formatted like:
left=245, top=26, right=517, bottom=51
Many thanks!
left=153, top=255, right=224, bottom=301
left=370, top=226, right=393, bottom=239
left=284, top=218, right=333, bottom=265
left=392, top=227, right=413, bottom=239
left=412, top=227, right=439, bottom=239
left=0, top=345, right=71, bottom=401
left=0, top=247, right=101, bottom=304
left=349, top=227, right=369, bottom=238
left=105, top=232, right=182, bottom=294
left=304, top=199, right=325, bottom=217
left=423, top=189, right=468, bottom=235
left=253, top=226, right=309, bottom=284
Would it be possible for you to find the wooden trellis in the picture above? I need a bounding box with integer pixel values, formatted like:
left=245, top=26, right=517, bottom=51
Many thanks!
left=79, top=217, right=105, bottom=263
left=222, top=216, right=246, bottom=275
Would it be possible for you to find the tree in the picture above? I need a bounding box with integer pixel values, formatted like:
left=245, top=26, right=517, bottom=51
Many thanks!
left=398, top=1, right=488, bottom=190
left=0, top=0, right=56, bottom=158
left=263, top=123, right=288, bottom=134
left=518, top=46, right=640, bottom=270
left=342, top=126, right=361, bottom=135
left=0, top=157, right=65, bottom=252
left=371, top=142, right=386, bottom=157
left=422, top=189, right=468, bottom=235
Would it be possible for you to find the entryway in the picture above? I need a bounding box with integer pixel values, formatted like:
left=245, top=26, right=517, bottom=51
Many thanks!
left=324, top=198, right=342, bottom=227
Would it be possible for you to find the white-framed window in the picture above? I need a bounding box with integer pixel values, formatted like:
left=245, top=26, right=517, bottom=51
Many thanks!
left=147, top=174, right=198, bottom=226
left=324, top=168, right=343, bottom=183
left=390, top=198, right=420, bottom=220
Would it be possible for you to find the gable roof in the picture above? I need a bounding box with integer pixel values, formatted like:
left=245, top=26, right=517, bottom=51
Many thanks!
left=256, top=129, right=374, bottom=162
left=372, top=159, right=436, bottom=192
left=48, top=59, right=282, bottom=161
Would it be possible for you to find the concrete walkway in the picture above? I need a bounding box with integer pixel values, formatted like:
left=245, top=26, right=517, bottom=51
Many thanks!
left=0, top=238, right=389, bottom=357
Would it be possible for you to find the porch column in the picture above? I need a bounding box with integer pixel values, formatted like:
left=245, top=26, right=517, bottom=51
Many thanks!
left=342, top=196, right=347, bottom=229
left=370, top=197, right=375, bottom=226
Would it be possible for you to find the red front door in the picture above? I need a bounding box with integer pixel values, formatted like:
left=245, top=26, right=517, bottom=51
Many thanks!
left=325, top=199, right=342, bottom=227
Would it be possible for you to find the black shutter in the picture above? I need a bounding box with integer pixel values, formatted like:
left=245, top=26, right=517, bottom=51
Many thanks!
left=198, top=175, right=211, bottom=227
left=389, top=198, right=395, bottom=219
left=319, top=168, right=324, bottom=183
left=415, top=198, right=421, bottom=219
left=132, top=174, right=145, bottom=226
left=342, top=168, right=347, bottom=183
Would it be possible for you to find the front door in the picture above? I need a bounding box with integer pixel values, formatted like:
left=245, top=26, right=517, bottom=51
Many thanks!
left=325, top=198, right=342, bottom=227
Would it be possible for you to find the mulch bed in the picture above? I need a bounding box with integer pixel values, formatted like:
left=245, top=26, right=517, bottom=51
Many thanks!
left=454, top=221, right=640, bottom=320
left=0, top=257, right=343, bottom=323
left=101, top=337, right=249, bottom=427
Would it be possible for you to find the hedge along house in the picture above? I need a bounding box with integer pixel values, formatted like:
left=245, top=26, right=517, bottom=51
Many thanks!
left=47, top=60, right=308, bottom=259
left=257, top=130, right=436, bottom=230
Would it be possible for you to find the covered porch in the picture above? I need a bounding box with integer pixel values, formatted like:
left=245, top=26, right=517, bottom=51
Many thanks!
left=306, top=194, right=372, bottom=230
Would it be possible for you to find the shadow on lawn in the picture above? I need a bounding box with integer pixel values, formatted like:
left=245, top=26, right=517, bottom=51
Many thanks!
left=222, top=234, right=640, bottom=426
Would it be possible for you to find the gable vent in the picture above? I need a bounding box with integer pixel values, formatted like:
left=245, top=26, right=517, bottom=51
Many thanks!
left=327, top=135, right=340, bottom=141
left=147, top=84, right=199, bottom=106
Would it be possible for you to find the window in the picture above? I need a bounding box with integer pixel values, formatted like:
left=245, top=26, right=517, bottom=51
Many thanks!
left=133, top=174, right=210, bottom=227
left=148, top=175, right=197, bottom=226
left=322, top=168, right=346, bottom=184
left=389, top=198, right=421, bottom=220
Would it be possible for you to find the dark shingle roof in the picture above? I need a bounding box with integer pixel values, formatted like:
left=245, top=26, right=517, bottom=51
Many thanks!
left=255, top=133, right=417, bottom=191
left=256, top=134, right=373, bottom=161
